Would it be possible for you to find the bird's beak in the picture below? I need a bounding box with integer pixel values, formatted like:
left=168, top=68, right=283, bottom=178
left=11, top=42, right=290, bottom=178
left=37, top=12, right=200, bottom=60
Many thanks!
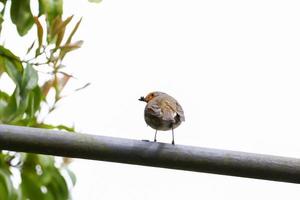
left=139, top=96, right=146, bottom=102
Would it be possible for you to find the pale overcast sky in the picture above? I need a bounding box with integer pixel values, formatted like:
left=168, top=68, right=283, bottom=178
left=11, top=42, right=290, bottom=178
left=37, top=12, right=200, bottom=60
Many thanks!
left=6, top=0, right=300, bottom=199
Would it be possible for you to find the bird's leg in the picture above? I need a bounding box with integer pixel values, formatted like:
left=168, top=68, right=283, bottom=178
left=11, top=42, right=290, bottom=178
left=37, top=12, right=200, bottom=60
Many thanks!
left=171, top=128, right=175, bottom=145
left=154, top=130, right=157, bottom=142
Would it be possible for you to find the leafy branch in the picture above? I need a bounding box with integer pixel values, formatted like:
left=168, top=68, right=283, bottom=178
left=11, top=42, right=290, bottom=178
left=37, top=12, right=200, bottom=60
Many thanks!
left=0, top=0, right=100, bottom=199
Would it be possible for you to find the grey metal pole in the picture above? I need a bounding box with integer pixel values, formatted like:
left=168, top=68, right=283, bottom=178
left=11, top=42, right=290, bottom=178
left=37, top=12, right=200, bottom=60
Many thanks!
left=0, top=124, right=300, bottom=184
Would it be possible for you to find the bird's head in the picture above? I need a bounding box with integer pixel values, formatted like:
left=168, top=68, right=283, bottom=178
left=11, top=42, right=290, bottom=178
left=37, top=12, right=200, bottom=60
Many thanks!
left=138, top=91, right=164, bottom=103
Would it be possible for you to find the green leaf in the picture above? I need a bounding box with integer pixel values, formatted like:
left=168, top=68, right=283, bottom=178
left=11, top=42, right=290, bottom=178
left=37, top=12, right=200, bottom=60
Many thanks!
left=0, top=56, right=4, bottom=75
left=42, top=189, right=56, bottom=200
left=65, top=17, right=82, bottom=45
left=13, top=94, right=31, bottom=123
left=0, top=90, right=9, bottom=101
left=0, top=46, right=19, bottom=60
left=22, top=153, right=38, bottom=169
left=59, top=40, right=83, bottom=60
left=0, top=45, right=23, bottom=86
left=53, top=16, right=73, bottom=36
left=35, top=123, right=75, bottom=132
left=45, top=169, right=69, bottom=200
left=0, top=0, right=7, bottom=5
left=0, top=153, right=12, bottom=174
left=47, top=15, right=73, bottom=45
left=33, top=17, right=44, bottom=56
left=21, top=171, right=44, bottom=200
left=39, top=0, right=63, bottom=24
left=60, top=40, right=83, bottom=51
left=10, top=0, right=34, bottom=36
left=53, top=125, right=75, bottom=132
left=2, top=88, right=20, bottom=122
left=47, top=16, right=60, bottom=43
left=3, top=59, right=22, bottom=86
left=53, top=15, right=73, bottom=47
left=0, top=13, right=3, bottom=34
left=20, top=154, right=53, bottom=200
left=0, top=170, right=9, bottom=200
left=0, top=90, right=9, bottom=118
left=0, top=1, right=7, bottom=34
left=41, top=80, right=54, bottom=97
left=3, top=86, right=31, bottom=123
left=56, top=26, right=66, bottom=48
left=9, top=118, right=33, bottom=127
left=25, top=87, right=42, bottom=119
left=0, top=169, right=16, bottom=200
left=21, top=64, right=38, bottom=91
left=38, top=155, right=55, bottom=168
left=26, top=41, right=36, bottom=55
left=32, top=87, right=42, bottom=112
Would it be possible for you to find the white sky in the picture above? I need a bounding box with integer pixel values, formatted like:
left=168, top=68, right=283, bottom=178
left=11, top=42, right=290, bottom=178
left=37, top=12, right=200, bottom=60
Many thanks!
left=4, top=0, right=300, bottom=199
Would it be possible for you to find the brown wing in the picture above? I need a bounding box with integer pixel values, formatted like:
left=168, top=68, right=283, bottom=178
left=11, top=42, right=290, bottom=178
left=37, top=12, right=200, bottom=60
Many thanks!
left=145, top=102, right=162, bottom=118
left=164, top=95, right=185, bottom=122
left=160, top=96, right=184, bottom=122
left=161, top=104, right=177, bottom=122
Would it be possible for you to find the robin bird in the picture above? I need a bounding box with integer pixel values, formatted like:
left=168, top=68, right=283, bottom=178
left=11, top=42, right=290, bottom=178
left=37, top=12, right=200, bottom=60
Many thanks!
left=139, top=91, right=185, bottom=145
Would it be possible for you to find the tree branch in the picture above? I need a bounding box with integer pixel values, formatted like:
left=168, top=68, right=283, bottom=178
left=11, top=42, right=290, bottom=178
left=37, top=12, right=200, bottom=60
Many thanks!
left=0, top=125, right=299, bottom=184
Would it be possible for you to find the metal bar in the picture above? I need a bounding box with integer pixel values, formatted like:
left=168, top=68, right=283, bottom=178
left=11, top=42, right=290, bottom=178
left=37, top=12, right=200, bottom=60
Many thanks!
left=0, top=124, right=299, bottom=184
